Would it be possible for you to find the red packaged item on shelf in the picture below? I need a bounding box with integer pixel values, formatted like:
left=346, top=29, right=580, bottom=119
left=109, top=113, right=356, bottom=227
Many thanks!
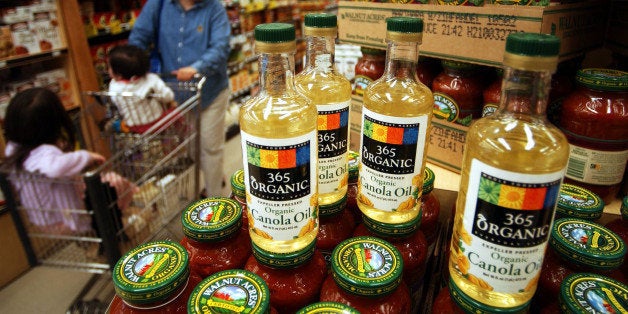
left=317, top=195, right=355, bottom=268
left=179, top=198, right=251, bottom=279
left=432, top=60, right=485, bottom=126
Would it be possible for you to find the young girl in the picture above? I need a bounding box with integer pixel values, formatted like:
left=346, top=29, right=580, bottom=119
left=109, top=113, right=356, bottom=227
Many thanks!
left=2, top=88, right=134, bottom=234
left=107, top=44, right=175, bottom=133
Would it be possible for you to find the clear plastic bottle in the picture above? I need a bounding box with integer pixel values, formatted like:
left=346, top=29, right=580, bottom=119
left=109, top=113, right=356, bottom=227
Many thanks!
left=295, top=13, right=352, bottom=207
left=448, top=33, right=570, bottom=310
left=239, top=23, right=319, bottom=255
left=357, top=17, right=433, bottom=226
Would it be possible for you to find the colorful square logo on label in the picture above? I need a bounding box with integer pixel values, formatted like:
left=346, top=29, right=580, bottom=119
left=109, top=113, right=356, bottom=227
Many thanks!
left=318, top=110, right=348, bottom=131
left=478, top=175, right=560, bottom=211
left=246, top=143, right=310, bottom=169
left=363, top=119, right=418, bottom=145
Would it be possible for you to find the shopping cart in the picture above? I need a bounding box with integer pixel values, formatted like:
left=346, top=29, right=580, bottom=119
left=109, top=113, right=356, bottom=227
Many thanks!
left=0, top=77, right=204, bottom=312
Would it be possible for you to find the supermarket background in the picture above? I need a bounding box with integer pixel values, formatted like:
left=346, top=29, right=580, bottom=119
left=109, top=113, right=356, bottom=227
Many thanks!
left=0, top=0, right=626, bottom=312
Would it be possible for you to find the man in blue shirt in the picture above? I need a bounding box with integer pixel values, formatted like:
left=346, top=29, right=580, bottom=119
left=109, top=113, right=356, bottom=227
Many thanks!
left=129, top=0, right=231, bottom=197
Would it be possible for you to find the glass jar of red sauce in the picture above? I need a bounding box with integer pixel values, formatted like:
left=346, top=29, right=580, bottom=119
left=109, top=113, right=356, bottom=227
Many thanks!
left=353, top=48, right=385, bottom=97
left=535, top=218, right=627, bottom=309
left=431, top=286, right=464, bottom=314
left=230, top=169, right=249, bottom=229
left=482, top=68, right=502, bottom=117
left=353, top=215, right=427, bottom=312
left=297, top=302, right=359, bottom=314
left=108, top=240, right=202, bottom=313
left=432, top=60, right=485, bottom=126
left=187, top=269, right=277, bottom=314
left=558, top=68, right=628, bottom=203
left=318, top=195, right=355, bottom=267
left=319, top=236, right=412, bottom=314
left=346, top=150, right=361, bottom=225
left=416, top=56, right=441, bottom=88
left=420, top=166, right=440, bottom=246
left=179, top=197, right=251, bottom=279
left=555, top=183, right=605, bottom=221
left=244, top=241, right=327, bottom=314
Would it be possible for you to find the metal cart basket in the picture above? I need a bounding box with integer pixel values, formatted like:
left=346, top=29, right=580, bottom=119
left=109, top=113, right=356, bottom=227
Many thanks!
left=0, top=77, right=204, bottom=277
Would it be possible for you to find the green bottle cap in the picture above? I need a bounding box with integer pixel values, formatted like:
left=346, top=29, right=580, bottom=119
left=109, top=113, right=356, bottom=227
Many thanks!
left=556, top=183, right=605, bottom=220
left=255, top=23, right=295, bottom=43
left=251, top=240, right=317, bottom=269
left=181, top=198, right=242, bottom=243
left=505, top=32, right=560, bottom=57
left=448, top=278, right=531, bottom=313
left=230, top=169, right=246, bottom=198
left=187, top=269, right=270, bottom=314
left=423, top=166, right=435, bottom=195
left=304, top=13, right=337, bottom=28
left=112, top=240, right=189, bottom=305
left=330, top=236, right=403, bottom=297
left=576, top=68, right=628, bottom=92
left=559, top=273, right=628, bottom=314
left=362, top=212, right=421, bottom=238
left=320, top=194, right=348, bottom=217
left=296, top=302, right=360, bottom=314
left=348, top=151, right=359, bottom=183
left=550, top=218, right=626, bottom=271
left=622, top=196, right=628, bottom=219
left=386, top=17, right=423, bottom=33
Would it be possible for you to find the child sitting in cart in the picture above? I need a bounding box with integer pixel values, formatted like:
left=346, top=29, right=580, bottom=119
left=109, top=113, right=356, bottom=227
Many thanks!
left=107, top=44, right=176, bottom=134
left=1, top=87, right=137, bottom=235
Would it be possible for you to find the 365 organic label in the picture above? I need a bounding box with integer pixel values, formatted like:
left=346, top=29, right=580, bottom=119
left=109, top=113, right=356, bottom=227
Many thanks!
left=359, top=108, right=428, bottom=212
left=454, top=159, right=564, bottom=294
left=317, top=101, right=350, bottom=196
left=240, top=132, right=318, bottom=241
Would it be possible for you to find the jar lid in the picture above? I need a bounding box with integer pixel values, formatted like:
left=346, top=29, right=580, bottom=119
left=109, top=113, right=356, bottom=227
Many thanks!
left=112, top=240, right=189, bottom=305
left=348, top=150, right=359, bottom=183
left=187, top=269, right=270, bottom=314
left=386, top=17, right=422, bottom=43
left=304, top=13, right=337, bottom=28
left=296, top=302, right=360, bottom=314
left=360, top=47, right=385, bottom=56
left=251, top=239, right=317, bottom=269
left=448, top=278, right=531, bottom=313
left=362, top=212, right=420, bottom=238
left=559, top=273, right=628, bottom=314
left=422, top=166, right=435, bottom=195
left=230, top=169, right=246, bottom=198
left=622, top=196, right=628, bottom=219
left=503, top=33, right=559, bottom=72
left=550, top=218, right=626, bottom=271
left=181, top=198, right=242, bottom=243
left=556, top=183, right=604, bottom=220
left=575, top=68, right=628, bottom=92
left=255, top=23, right=295, bottom=43
left=330, top=236, right=403, bottom=297
left=320, top=195, right=347, bottom=217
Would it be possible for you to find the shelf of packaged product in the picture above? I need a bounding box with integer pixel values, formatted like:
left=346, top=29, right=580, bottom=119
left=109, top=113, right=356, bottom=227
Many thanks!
left=0, top=48, right=67, bottom=69
left=87, top=29, right=130, bottom=46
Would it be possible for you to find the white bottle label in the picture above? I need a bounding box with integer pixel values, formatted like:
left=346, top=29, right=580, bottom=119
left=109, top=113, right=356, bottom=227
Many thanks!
left=566, top=144, right=628, bottom=185
left=240, top=131, right=318, bottom=241
left=317, top=101, right=350, bottom=196
left=358, top=108, right=429, bottom=211
left=455, top=159, right=564, bottom=294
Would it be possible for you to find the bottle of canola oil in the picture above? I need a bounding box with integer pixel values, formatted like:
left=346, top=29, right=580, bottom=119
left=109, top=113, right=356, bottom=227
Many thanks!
left=295, top=13, right=352, bottom=207
left=239, top=23, right=319, bottom=255
left=448, top=32, right=570, bottom=311
left=357, top=17, right=433, bottom=226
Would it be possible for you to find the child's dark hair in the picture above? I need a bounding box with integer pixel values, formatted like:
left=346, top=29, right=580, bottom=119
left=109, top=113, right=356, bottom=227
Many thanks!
left=2, top=87, right=76, bottom=170
left=107, top=44, right=150, bottom=80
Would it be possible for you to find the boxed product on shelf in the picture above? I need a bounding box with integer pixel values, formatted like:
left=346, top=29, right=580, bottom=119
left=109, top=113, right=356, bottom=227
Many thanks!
left=9, top=21, right=39, bottom=56
left=0, top=26, right=14, bottom=59
left=0, top=6, right=31, bottom=24
left=337, top=1, right=608, bottom=66
left=31, top=11, right=63, bottom=51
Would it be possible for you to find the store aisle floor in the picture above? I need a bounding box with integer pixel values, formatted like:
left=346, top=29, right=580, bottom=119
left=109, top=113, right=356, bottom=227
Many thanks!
left=0, top=133, right=244, bottom=313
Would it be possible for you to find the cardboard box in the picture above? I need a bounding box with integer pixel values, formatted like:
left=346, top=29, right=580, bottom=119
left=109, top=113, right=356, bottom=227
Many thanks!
left=31, top=11, right=63, bottom=51
left=605, top=0, right=628, bottom=56
left=337, top=1, right=608, bottom=66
